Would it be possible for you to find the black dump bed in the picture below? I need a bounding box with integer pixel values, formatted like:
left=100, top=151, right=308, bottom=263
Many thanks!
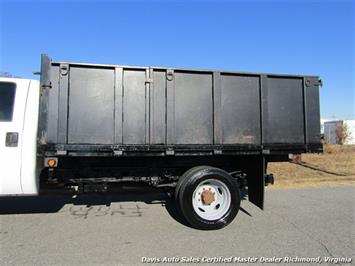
left=38, top=54, right=322, bottom=157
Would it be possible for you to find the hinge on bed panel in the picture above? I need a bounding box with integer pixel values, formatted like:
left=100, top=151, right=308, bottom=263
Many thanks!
left=60, top=64, right=69, bottom=76
left=318, top=78, right=323, bottom=87
left=40, top=82, right=52, bottom=95
left=166, top=69, right=174, bottom=81
left=145, top=78, right=153, bottom=84
left=41, top=82, right=52, bottom=90
left=145, top=67, right=154, bottom=84
left=305, top=78, right=311, bottom=87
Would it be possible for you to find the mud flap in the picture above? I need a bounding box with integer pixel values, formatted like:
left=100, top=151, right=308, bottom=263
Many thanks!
left=247, top=156, right=265, bottom=209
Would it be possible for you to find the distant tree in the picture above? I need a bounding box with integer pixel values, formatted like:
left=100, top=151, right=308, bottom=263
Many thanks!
left=0, top=71, right=14, bottom=78
left=336, top=122, right=350, bottom=144
left=0, top=72, right=22, bottom=78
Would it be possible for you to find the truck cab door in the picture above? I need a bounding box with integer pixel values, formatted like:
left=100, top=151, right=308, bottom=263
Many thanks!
left=0, top=79, right=30, bottom=195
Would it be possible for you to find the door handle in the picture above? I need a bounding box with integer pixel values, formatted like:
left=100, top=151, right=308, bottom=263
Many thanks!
left=5, top=132, right=19, bottom=147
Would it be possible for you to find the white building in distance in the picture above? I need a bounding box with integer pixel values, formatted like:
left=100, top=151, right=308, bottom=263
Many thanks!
left=323, top=120, right=355, bottom=144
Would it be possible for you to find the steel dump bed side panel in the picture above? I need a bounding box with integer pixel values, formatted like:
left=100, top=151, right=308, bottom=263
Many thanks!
left=38, top=55, right=322, bottom=156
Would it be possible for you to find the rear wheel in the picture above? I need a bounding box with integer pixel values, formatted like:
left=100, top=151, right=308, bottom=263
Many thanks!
left=176, top=166, right=240, bottom=230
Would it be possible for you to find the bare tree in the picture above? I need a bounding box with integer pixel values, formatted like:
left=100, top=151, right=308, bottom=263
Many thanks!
left=0, top=72, right=14, bottom=78
left=0, top=72, right=22, bottom=78
left=336, top=122, right=350, bottom=144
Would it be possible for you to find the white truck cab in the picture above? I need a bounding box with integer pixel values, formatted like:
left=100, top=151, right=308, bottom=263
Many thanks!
left=0, top=78, right=40, bottom=195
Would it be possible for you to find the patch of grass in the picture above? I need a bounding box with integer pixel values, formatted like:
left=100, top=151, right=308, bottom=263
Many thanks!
left=268, top=144, right=355, bottom=189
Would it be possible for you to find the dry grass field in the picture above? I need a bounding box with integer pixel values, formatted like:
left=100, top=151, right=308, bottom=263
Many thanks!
left=268, top=144, right=355, bottom=189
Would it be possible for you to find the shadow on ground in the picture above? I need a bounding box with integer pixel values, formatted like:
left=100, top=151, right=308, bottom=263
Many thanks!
left=0, top=187, right=250, bottom=228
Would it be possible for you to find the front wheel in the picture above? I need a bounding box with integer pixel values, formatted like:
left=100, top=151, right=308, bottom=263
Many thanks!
left=176, top=166, right=240, bottom=230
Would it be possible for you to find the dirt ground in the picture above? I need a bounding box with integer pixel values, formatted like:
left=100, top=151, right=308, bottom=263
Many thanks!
left=268, top=144, right=355, bottom=189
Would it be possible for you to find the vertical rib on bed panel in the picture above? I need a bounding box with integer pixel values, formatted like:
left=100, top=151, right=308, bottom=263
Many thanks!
left=46, top=65, right=60, bottom=143
left=166, top=69, right=175, bottom=145
left=145, top=68, right=150, bottom=144
left=58, top=63, right=69, bottom=144
left=114, top=67, right=123, bottom=144
left=213, top=72, right=222, bottom=145
left=150, top=70, right=166, bottom=144
left=304, top=77, right=321, bottom=145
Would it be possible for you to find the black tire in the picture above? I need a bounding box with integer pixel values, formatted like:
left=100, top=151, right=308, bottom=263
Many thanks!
left=177, top=166, right=240, bottom=230
left=174, top=166, right=210, bottom=219
left=175, top=165, right=209, bottom=200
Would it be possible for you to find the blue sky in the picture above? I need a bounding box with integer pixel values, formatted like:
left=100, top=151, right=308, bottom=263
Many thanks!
left=0, top=0, right=354, bottom=119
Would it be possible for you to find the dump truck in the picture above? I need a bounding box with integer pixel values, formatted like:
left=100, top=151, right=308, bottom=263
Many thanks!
left=0, top=54, right=322, bottom=229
